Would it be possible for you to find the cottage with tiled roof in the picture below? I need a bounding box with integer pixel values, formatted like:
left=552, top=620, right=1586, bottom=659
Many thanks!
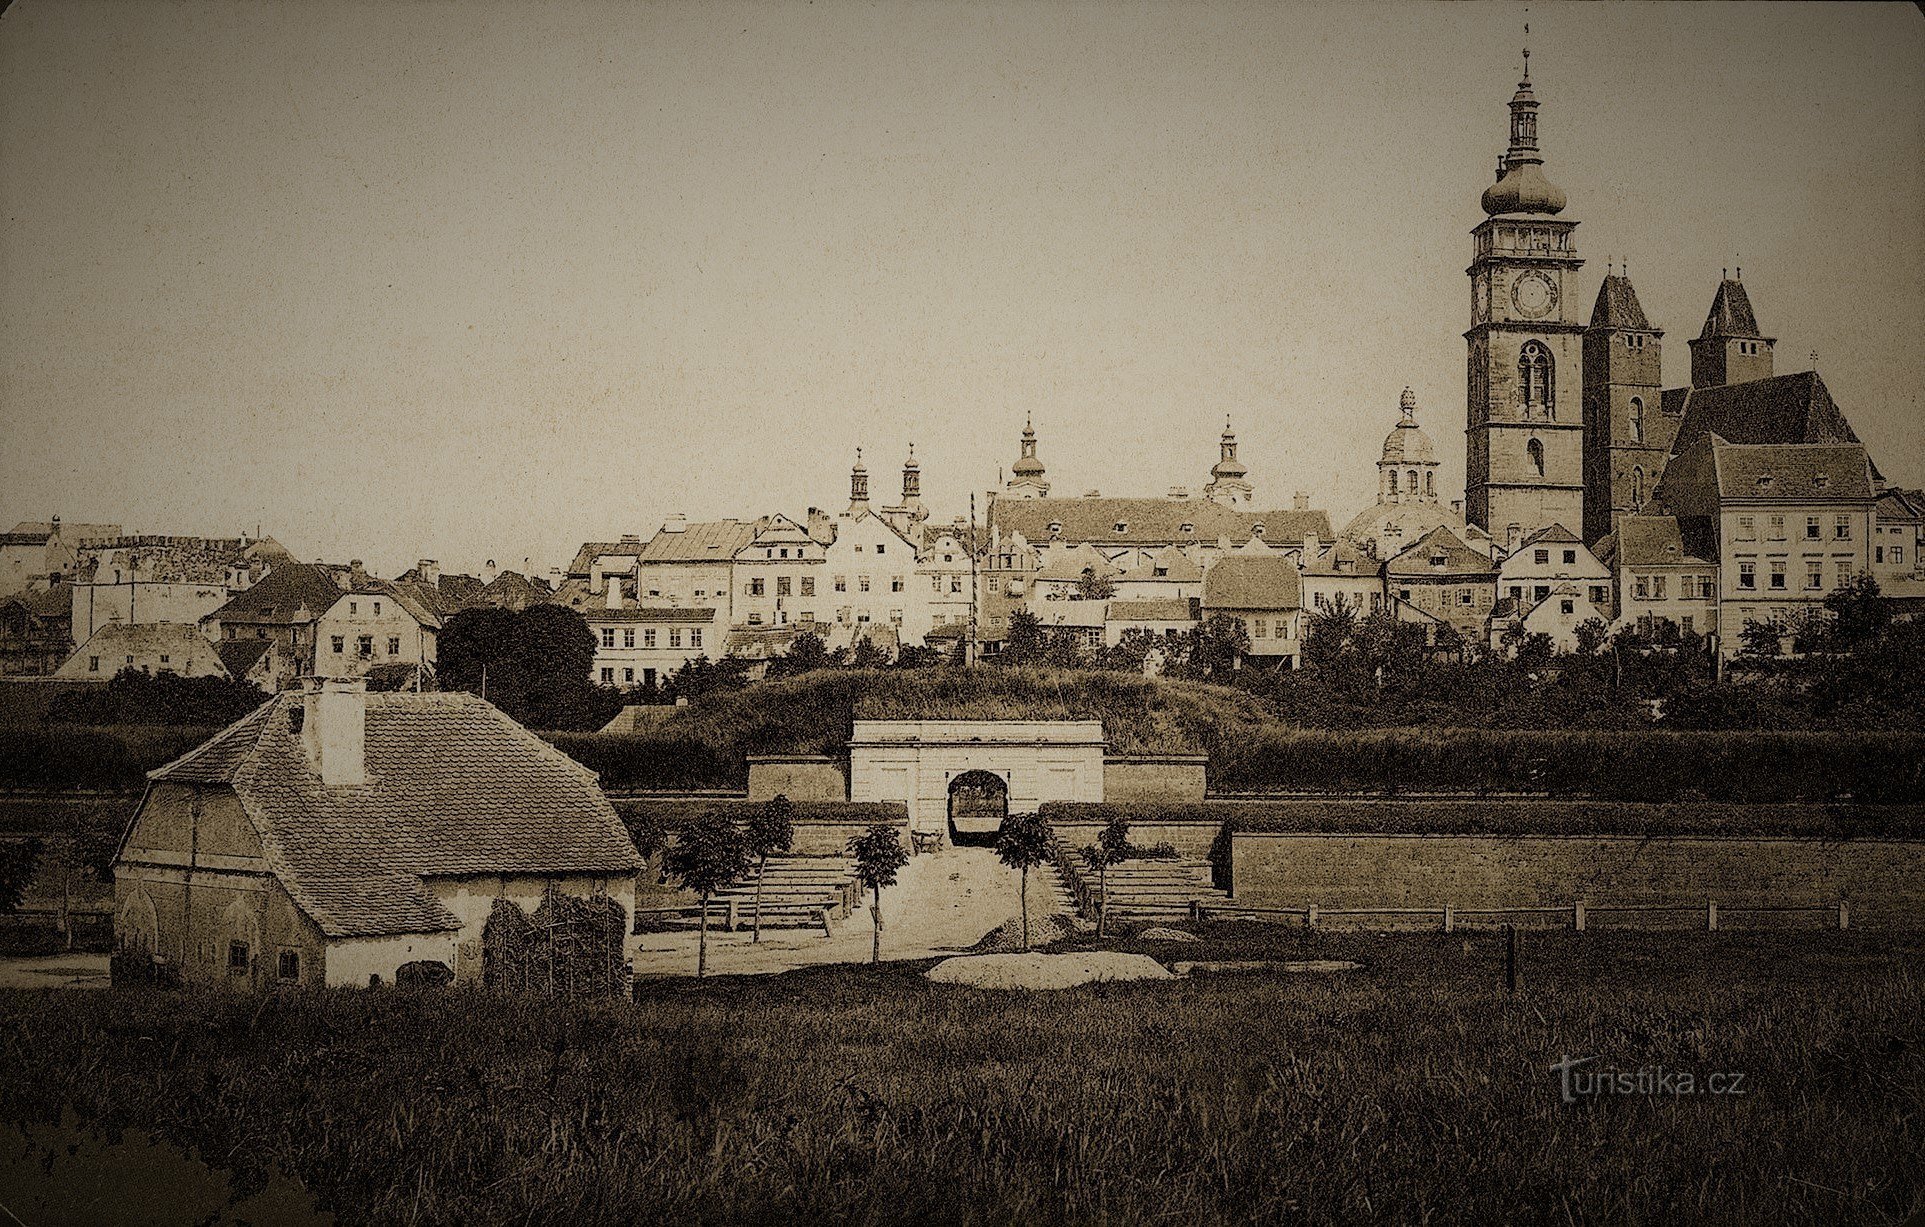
left=113, top=680, right=643, bottom=989
left=1871, top=488, right=1924, bottom=591
left=1486, top=581, right=1608, bottom=656
left=200, top=560, right=348, bottom=686
left=0, top=581, right=75, bottom=675
left=1495, top=524, right=1610, bottom=617
left=315, top=580, right=441, bottom=684
left=0, top=518, right=121, bottom=598
left=1202, top=553, right=1304, bottom=665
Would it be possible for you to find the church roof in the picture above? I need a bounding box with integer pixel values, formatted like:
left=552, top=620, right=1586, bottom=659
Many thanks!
left=1662, top=372, right=1873, bottom=481
left=990, top=497, right=1330, bottom=550
left=1588, top=275, right=1653, bottom=331
left=1697, top=278, right=1768, bottom=340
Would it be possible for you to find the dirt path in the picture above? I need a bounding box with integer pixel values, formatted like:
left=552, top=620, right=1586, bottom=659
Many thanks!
left=630, top=846, right=1069, bottom=978
left=0, top=953, right=110, bottom=990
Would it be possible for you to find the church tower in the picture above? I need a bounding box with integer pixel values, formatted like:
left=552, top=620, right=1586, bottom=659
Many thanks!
left=1582, top=268, right=1667, bottom=542
left=1688, top=272, right=1775, bottom=389
left=1465, top=42, right=1585, bottom=546
left=1203, top=418, right=1254, bottom=506
left=847, top=448, right=869, bottom=514
left=1005, top=415, right=1050, bottom=499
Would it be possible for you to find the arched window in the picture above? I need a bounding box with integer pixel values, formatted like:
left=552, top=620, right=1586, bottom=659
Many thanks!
left=1519, top=342, right=1554, bottom=417
left=1425, top=471, right=1435, bottom=497
left=1527, top=438, right=1545, bottom=477
left=1406, top=470, right=1418, bottom=493
left=1629, top=396, right=1645, bottom=444
left=1632, top=466, right=1645, bottom=507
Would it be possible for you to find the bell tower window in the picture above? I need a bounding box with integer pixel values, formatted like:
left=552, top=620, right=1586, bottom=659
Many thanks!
left=1632, top=466, right=1645, bottom=508
left=1527, top=438, right=1545, bottom=477
left=1519, top=343, right=1554, bottom=418
left=1628, top=396, right=1644, bottom=444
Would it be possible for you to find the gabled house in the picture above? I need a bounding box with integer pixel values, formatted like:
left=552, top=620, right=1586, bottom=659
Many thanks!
left=1487, top=583, right=1609, bottom=655
left=1592, top=515, right=1718, bottom=635
left=114, top=680, right=644, bottom=988
left=1300, top=540, right=1384, bottom=620
left=1495, top=525, right=1611, bottom=615
left=1202, top=553, right=1304, bottom=666
left=315, top=582, right=440, bottom=682
left=199, top=560, right=348, bottom=686
left=56, top=622, right=230, bottom=680
left=0, top=581, right=75, bottom=676
left=1384, top=526, right=1498, bottom=648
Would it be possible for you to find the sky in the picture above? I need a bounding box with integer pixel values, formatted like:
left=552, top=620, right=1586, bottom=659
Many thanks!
left=2, top=1, right=1921, bottom=577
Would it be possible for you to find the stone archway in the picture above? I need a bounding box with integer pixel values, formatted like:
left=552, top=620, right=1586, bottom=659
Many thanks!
left=947, top=770, right=1009, bottom=845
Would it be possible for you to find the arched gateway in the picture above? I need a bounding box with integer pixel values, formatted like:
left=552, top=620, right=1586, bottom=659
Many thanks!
left=946, top=770, right=1009, bottom=844
left=846, top=720, right=1107, bottom=846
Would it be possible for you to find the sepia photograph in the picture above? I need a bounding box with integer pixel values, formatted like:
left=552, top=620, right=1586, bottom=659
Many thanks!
left=0, top=0, right=1922, bottom=1222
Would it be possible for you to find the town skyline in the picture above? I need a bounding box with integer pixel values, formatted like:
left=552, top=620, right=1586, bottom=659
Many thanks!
left=2, top=1, right=1921, bottom=576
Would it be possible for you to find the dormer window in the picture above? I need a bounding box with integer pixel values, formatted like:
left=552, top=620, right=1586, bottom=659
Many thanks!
left=1047, top=521, right=1063, bottom=536
left=1756, top=474, right=1775, bottom=491
left=1430, top=553, right=1448, bottom=569
left=1813, top=474, right=1830, bottom=490
left=1113, top=522, right=1128, bottom=534
left=1179, top=523, right=1195, bottom=534
left=1252, top=524, right=1266, bottom=538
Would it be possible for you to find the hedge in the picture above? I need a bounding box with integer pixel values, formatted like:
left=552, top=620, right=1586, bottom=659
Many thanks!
left=614, top=799, right=909, bottom=830
left=1208, top=729, right=1925, bottom=804
left=0, top=726, right=214, bottom=792
left=542, top=734, right=745, bottom=792
left=1039, top=800, right=1925, bottom=841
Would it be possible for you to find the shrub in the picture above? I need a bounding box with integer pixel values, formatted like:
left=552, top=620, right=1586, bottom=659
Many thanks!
left=0, top=726, right=215, bottom=791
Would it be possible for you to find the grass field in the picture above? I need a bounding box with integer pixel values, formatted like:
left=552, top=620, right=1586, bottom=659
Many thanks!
left=2, top=927, right=1920, bottom=1225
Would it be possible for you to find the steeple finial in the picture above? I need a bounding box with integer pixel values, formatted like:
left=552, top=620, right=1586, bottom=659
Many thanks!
left=1522, top=21, right=1530, bottom=82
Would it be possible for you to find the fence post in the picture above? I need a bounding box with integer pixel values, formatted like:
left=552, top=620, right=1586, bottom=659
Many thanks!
left=1573, top=901, right=1586, bottom=932
left=1706, top=900, right=1719, bottom=931
left=1442, top=904, right=1455, bottom=933
left=1190, top=899, right=1201, bottom=923
left=727, top=897, right=740, bottom=931
left=1306, top=905, right=1319, bottom=930
left=1838, top=901, right=1850, bottom=931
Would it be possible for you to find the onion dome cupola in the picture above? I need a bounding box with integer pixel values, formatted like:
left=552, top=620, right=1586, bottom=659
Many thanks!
left=848, top=447, right=870, bottom=509
left=1005, top=414, right=1051, bottom=498
left=1480, top=41, right=1567, bottom=217
left=1378, top=387, right=1440, bottom=506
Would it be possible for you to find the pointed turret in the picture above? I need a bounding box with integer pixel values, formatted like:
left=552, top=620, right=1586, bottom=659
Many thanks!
left=1689, top=272, right=1775, bottom=388
left=1583, top=269, right=1667, bottom=543
left=848, top=448, right=870, bottom=512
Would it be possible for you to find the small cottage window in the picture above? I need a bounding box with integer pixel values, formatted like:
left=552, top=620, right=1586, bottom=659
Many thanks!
left=278, top=950, right=300, bottom=980
left=228, top=941, right=250, bottom=973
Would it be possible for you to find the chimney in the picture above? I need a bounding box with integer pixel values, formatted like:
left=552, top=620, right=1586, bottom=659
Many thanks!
left=418, top=559, right=440, bottom=585
left=661, top=515, right=687, bottom=534
left=606, top=574, right=622, bottom=608
left=349, top=559, right=368, bottom=587
left=483, top=559, right=498, bottom=584
left=301, top=677, right=367, bottom=787
left=1451, top=499, right=1464, bottom=515
left=1168, top=486, right=1190, bottom=500
left=1303, top=530, right=1321, bottom=559
left=1293, top=491, right=1310, bottom=511
left=1506, top=524, right=1522, bottom=550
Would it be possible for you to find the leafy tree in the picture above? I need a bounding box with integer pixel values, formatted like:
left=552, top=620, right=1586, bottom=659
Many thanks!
left=1430, top=620, right=1466, bottom=664
left=768, top=631, right=829, bottom=678
left=0, top=837, right=43, bottom=914
left=1098, top=627, right=1169, bottom=674
left=849, top=637, right=891, bottom=669
left=664, top=654, right=754, bottom=701
left=47, top=670, right=267, bottom=727
left=1573, top=618, right=1610, bottom=657
left=846, top=824, right=910, bottom=964
left=994, top=812, right=1056, bottom=951
left=1078, top=814, right=1132, bottom=938
left=893, top=644, right=943, bottom=669
left=1073, top=569, right=1116, bottom=601
left=1823, top=575, right=1889, bottom=649
left=1302, top=597, right=1360, bottom=670
left=1184, top=613, right=1249, bottom=680
left=745, top=794, right=795, bottom=943
left=1001, top=609, right=1045, bottom=665
left=1739, top=619, right=1785, bottom=660
left=438, top=605, right=617, bottom=730
left=665, top=810, right=749, bottom=978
